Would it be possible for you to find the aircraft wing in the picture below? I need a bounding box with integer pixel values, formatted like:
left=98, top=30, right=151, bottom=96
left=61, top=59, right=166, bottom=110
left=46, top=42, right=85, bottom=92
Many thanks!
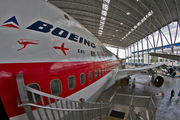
left=150, top=53, right=180, bottom=61
left=115, top=63, right=164, bottom=81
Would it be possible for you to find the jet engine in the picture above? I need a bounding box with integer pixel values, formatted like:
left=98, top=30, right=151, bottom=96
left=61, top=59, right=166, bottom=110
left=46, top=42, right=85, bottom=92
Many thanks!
left=151, top=74, right=164, bottom=88
left=161, top=66, right=174, bottom=76
left=167, top=67, right=174, bottom=75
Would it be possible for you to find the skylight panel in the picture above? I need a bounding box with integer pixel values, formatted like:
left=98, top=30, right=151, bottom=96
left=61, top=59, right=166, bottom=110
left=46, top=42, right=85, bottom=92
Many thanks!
left=100, top=20, right=105, bottom=25
left=98, top=0, right=111, bottom=36
left=102, top=10, right=107, bottom=16
left=99, top=26, right=104, bottom=30
left=103, top=0, right=110, bottom=4
left=102, top=3, right=109, bottom=11
left=101, top=16, right=106, bottom=21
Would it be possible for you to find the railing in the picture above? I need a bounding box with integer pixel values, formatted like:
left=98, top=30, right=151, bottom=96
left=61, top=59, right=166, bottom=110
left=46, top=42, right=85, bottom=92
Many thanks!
left=110, top=92, right=157, bottom=120
left=16, top=73, right=112, bottom=120
left=127, top=106, right=143, bottom=120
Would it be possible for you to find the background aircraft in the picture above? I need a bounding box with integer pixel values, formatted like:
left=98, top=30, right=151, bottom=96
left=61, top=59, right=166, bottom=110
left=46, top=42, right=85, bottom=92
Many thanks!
left=149, top=53, right=179, bottom=77
left=150, top=53, right=180, bottom=62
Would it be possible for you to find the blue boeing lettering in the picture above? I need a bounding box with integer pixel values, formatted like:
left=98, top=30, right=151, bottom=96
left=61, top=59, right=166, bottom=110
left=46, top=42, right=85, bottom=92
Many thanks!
left=68, top=33, right=79, bottom=42
left=84, top=39, right=90, bottom=46
left=52, top=28, right=69, bottom=38
left=27, top=21, right=53, bottom=33
left=27, top=20, right=96, bottom=48
left=79, top=37, right=83, bottom=44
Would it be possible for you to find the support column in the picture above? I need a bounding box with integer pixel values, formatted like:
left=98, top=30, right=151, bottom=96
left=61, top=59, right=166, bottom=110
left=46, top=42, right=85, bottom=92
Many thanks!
left=137, top=41, right=140, bottom=66
left=146, top=37, right=150, bottom=65
left=128, top=47, right=129, bottom=65
left=159, top=30, right=164, bottom=62
left=141, top=39, right=144, bottom=65
left=133, top=44, right=135, bottom=66
left=130, top=45, right=132, bottom=66
left=152, top=34, right=156, bottom=64
left=168, top=25, right=174, bottom=67
left=125, top=48, right=126, bottom=65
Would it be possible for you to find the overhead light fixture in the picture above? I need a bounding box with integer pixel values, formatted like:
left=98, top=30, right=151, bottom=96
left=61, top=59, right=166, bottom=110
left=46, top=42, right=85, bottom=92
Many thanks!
left=110, top=39, right=112, bottom=40
left=116, top=30, right=118, bottom=31
left=120, top=22, right=123, bottom=25
left=136, top=0, right=139, bottom=1
left=112, top=35, right=115, bottom=37
left=126, top=12, right=130, bottom=15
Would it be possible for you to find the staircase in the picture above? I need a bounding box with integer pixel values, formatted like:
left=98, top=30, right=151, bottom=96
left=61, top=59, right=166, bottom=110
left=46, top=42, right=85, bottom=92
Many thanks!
left=102, top=116, right=125, bottom=120
left=16, top=73, right=156, bottom=120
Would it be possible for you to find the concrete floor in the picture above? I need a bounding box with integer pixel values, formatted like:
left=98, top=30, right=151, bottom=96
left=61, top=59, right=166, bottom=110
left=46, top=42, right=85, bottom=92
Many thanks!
left=97, top=72, right=180, bottom=120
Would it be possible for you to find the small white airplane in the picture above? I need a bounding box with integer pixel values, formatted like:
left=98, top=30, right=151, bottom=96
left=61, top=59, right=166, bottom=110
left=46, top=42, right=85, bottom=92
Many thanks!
left=0, top=0, right=165, bottom=119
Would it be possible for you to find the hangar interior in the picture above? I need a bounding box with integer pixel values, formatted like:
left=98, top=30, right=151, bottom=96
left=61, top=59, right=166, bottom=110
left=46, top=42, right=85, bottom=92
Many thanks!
left=16, top=0, right=180, bottom=120
left=49, top=0, right=180, bottom=68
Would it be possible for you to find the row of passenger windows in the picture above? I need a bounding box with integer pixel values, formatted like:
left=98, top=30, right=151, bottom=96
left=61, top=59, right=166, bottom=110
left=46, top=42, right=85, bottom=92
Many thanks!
left=27, top=67, right=112, bottom=103
left=69, top=68, right=108, bottom=90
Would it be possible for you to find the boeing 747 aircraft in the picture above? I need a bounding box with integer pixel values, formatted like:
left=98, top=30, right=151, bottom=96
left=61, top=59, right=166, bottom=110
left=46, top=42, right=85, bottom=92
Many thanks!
left=0, top=0, right=165, bottom=119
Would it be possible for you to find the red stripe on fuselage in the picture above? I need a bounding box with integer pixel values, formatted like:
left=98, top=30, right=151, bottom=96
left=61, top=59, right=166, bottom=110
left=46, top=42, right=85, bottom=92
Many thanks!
left=0, top=61, right=120, bottom=118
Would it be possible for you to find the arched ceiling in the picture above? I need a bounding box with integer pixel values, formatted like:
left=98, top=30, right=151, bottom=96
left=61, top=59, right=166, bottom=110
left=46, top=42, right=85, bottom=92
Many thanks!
left=49, top=0, right=180, bottom=48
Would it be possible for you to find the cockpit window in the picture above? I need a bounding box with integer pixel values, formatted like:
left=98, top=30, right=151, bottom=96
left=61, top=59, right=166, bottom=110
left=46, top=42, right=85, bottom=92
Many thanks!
left=64, top=14, right=69, bottom=20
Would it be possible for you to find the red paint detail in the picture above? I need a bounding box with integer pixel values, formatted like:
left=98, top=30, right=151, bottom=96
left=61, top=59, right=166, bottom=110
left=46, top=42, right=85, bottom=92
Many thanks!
left=17, top=39, right=40, bottom=51
left=1, top=24, right=19, bottom=29
left=53, top=43, right=69, bottom=55
left=0, top=61, right=120, bottom=118
left=100, top=51, right=104, bottom=57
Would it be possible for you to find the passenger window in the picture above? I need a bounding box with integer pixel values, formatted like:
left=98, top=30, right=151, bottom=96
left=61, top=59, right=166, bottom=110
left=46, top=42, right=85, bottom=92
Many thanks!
left=99, top=69, right=101, bottom=76
left=27, top=83, right=41, bottom=103
left=68, top=76, right=76, bottom=90
left=102, top=68, right=104, bottom=74
left=50, top=79, right=62, bottom=96
left=95, top=70, right=98, bottom=78
left=89, top=71, right=93, bottom=81
left=80, top=73, right=86, bottom=85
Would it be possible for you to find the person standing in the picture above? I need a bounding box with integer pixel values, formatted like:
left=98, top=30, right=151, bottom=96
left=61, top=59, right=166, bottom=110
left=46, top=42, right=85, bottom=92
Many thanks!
left=170, top=89, right=175, bottom=99
left=178, top=91, right=180, bottom=99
